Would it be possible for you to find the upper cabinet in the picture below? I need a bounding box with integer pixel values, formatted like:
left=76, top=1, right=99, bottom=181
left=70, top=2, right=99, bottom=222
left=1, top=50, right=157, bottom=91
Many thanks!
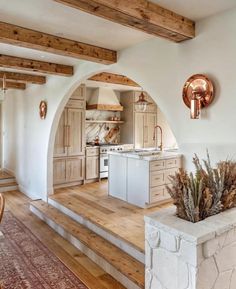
left=120, top=91, right=157, bottom=149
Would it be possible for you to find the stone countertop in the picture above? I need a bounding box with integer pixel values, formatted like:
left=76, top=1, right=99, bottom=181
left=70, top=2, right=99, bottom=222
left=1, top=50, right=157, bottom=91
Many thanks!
left=108, top=150, right=182, bottom=161
left=144, top=206, right=236, bottom=245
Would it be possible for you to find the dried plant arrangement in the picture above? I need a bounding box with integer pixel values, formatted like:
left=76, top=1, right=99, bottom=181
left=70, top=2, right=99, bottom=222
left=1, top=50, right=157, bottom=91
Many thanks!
left=166, top=152, right=236, bottom=223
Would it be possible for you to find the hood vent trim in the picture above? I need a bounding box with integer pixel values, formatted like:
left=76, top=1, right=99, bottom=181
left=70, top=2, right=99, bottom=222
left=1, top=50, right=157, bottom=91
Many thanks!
left=87, top=87, right=123, bottom=111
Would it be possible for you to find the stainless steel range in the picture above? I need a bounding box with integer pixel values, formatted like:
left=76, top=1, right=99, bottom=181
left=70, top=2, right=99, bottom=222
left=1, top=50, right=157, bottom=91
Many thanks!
left=99, top=144, right=133, bottom=179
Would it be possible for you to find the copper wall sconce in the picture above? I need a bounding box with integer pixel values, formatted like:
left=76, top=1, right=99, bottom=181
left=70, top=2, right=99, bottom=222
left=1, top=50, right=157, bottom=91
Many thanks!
left=39, top=100, right=47, bottom=119
left=183, top=74, right=214, bottom=119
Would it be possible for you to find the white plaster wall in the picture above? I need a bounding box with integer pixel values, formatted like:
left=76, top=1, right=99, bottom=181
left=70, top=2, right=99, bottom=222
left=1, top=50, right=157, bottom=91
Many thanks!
left=157, top=107, right=178, bottom=149
left=3, top=7, right=236, bottom=199
left=114, top=7, right=236, bottom=170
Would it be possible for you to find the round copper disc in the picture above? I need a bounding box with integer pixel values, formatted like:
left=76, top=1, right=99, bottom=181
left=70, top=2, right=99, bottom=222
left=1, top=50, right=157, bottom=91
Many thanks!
left=182, top=74, right=214, bottom=109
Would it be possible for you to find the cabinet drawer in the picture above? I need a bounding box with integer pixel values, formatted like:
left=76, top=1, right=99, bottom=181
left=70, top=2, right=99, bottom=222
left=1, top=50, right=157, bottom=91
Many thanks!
left=165, top=158, right=179, bottom=169
left=150, top=160, right=165, bottom=171
left=86, top=147, right=99, bottom=157
left=150, top=171, right=165, bottom=187
left=66, top=99, right=85, bottom=109
left=165, top=168, right=177, bottom=184
left=150, top=186, right=165, bottom=203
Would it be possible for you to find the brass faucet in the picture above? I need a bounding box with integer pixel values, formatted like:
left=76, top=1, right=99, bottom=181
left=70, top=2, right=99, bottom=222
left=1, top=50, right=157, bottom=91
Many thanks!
left=153, top=125, right=163, bottom=151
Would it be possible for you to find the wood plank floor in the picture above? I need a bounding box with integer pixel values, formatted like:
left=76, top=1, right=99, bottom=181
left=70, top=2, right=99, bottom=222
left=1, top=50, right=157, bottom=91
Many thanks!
left=3, top=190, right=126, bottom=289
left=52, top=180, right=172, bottom=253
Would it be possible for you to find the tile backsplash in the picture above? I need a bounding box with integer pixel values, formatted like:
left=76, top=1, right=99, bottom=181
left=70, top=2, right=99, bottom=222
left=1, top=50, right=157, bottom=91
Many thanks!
left=86, top=110, right=121, bottom=144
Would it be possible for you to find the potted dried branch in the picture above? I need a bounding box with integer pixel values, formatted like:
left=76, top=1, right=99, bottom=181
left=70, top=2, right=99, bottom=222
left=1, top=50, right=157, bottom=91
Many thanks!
left=166, top=153, right=236, bottom=222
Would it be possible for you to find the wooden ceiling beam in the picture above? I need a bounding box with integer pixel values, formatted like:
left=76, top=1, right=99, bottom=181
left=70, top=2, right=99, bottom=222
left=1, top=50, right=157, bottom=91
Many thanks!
left=0, top=71, right=46, bottom=84
left=0, top=54, right=73, bottom=76
left=89, top=72, right=140, bottom=87
left=54, top=0, right=195, bottom=42
left=0, top=21, right=117, bottom=64
left=0, top=81, right=26, bottom=90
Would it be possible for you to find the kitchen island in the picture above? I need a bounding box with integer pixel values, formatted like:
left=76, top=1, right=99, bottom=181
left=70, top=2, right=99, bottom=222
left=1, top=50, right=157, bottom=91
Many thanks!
left=108, top=150, right=182, bottom=208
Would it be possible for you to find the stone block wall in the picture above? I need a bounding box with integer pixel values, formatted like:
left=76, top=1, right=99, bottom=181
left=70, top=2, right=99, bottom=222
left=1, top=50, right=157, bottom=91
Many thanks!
left=145, top=206, right=236, bottom=289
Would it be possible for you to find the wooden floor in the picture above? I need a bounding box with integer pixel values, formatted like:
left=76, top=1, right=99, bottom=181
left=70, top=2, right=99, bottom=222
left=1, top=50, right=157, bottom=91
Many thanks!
left=53, top=180, right=172, bottom=253
left=4, top=190, right=126, bottom=289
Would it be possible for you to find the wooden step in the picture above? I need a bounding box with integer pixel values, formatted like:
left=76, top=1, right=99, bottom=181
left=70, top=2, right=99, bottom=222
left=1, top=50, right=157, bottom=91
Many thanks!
left=30, top=200, right=145, bottom=289
left=48, top=195, right=145, bottom=263
left=0, top=181, right=18, bottom=193
left=0, top=181, right=17, bottom=187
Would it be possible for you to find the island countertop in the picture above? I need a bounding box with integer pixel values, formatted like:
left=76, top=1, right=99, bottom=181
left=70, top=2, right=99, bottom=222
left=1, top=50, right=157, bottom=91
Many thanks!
left=108, top=149, right=182, bottom=161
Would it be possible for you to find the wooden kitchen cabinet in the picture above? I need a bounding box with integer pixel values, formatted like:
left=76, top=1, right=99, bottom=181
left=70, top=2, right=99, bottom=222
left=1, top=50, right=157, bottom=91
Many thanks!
left=86, top=156, right=99, bottom=180
left=53, top=84, right=86, bottom=188
left=67, top=108, right=85, bottom=156
left=66, top=157, right=85, bottom=182
left=120, top=90, right=157, bottom=149
left=134, top=112, right=157, bottom=149
left=54, top=110, right=67, bottom=157
left=53, top=158, right=67, bottom=185
left=85, top=147, right=99, bottom=180
left=53, top=157, right=84, bottom=185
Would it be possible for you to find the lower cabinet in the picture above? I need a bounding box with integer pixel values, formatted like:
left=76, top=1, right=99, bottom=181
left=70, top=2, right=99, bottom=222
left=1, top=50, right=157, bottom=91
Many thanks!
left=53, top=156, right=85, bottom=185
left=86, top=156, right=99, bottom=180
left=85, top=147, right=99, bottom=180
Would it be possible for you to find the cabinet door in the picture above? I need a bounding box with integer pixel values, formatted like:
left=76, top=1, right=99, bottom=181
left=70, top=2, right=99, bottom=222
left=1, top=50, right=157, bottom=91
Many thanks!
left=86, top=156, right=99, bottom=180
left=67, top=108, right=85, bottom=156
left=134, top=112, right=145, bottom=148
left=53, top=158, right=66, bottom=184
left=70, top=84, right=86, bottom=100
left=66, top=157, right=84, bottom=182
left=144, top=113, right=157, bottom=148
left=54, top=110, right=67, bottom=157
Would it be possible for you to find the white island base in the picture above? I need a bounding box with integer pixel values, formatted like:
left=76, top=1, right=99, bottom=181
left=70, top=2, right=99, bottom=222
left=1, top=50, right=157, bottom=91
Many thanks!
left=108, top=151, right=182, bottom=208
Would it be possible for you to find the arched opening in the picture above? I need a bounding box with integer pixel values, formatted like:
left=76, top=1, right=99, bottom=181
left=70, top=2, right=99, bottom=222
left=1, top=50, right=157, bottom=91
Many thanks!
left=47, top=71, right=178, bottom=197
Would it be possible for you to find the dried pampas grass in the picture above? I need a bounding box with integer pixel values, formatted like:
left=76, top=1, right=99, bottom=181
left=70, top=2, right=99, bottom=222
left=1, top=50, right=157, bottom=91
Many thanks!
left=166, top=152, right=236, bottom=223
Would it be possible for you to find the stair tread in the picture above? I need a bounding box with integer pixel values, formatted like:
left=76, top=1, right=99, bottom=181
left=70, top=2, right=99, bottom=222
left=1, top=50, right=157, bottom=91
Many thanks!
left=0, top=181, right=17, bottom=187
left=49, top=194, right=145, bottom=253
left=31, top=200, right=145, bottom=289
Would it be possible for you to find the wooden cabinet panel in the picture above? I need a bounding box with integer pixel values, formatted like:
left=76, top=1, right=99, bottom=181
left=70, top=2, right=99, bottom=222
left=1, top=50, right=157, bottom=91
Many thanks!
left=66, top=157, right=84, bottom=182
left=165, top=158, right=179, bottom=169
left=150, top=185, right=165, bottom=203
left=86, top=156, right=99, bottom=180
left=86, top=147, right=99, bottom=157
left=134, top=112, right=144, bottom=149
left=70, top=84, right=86, bottom=100
left=164, top=168, right=178, bottom=184
left=66, top=99, right=85, bottom=109
left=67, top=108, right=85, bottom=156
left=53, top=158, right=66, bottom=184
left=144, top=113, right=156, bottom=148
left=150, top=171, right=165, bottom=187
left=150, top=160, right=165, bottom=171
left=54, top=110, right=67, bottom=157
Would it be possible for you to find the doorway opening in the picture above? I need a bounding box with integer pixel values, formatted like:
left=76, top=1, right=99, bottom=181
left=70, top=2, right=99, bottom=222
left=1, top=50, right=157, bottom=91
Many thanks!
left=51, top=72, right=177, bottom=191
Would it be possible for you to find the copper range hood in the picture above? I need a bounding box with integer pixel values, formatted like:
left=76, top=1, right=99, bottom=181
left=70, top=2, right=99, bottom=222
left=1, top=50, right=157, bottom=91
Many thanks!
left=87, top=87, right=123, bottom=111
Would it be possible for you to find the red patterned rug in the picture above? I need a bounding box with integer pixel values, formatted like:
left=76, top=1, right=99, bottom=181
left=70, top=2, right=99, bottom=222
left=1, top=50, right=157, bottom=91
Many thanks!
left=0, top=212, right=88, bottom=289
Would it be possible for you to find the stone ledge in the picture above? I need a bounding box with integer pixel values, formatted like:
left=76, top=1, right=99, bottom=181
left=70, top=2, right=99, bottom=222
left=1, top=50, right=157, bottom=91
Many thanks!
left=144, top=206, right=236, bottom=245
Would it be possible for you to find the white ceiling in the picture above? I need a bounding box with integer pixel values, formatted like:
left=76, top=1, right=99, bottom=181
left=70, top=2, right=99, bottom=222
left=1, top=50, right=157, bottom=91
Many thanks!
left=0, top=0, right=235, bottom=79
left=151, top=0, right=236, bottom=21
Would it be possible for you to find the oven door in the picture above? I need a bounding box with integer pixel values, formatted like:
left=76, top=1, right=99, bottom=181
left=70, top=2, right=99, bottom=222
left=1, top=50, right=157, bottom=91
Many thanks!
left=100, top=153, right=109, bottom=176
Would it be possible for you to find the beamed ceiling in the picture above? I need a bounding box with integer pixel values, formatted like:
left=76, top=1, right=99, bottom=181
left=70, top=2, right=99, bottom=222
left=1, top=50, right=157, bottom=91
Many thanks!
left=0, top=0, right=235, bottom=90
